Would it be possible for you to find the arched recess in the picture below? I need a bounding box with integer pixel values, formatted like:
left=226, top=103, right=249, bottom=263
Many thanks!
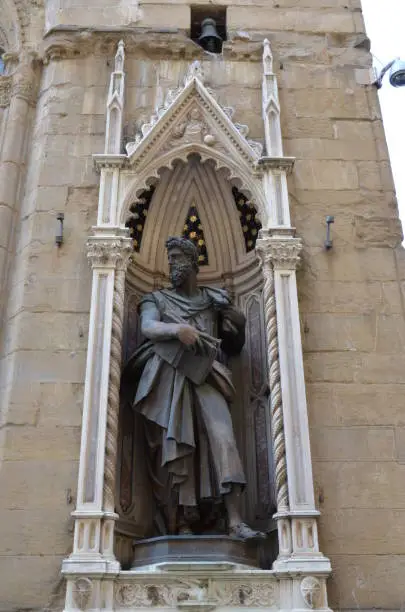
left=115, top=154, right=278, bottom=569
left=118, top=146, right=269, bottom=231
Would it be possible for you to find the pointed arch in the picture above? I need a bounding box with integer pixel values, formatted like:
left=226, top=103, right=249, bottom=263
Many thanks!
left=114, top=72, right=268, bottom=229
left=118, top=148, right=267, bottom=229
left=124, top=156, right=261, bottom=293
left=182, top=205, right=209, bottom=266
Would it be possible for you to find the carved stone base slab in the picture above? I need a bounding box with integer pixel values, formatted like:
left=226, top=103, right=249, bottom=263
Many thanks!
left=131, top=535, right=260, bottom=569
left=115, top=565, right=279, bottom=610
left=64, top=562, right=332, bottom=612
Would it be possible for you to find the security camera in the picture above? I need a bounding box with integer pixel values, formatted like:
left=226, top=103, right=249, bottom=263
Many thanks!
left=389, top=59, right=405, bottom=88
left=374, top=58, right=405, bottom=89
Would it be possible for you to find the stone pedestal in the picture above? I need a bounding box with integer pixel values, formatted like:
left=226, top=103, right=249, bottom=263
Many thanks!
left=131, top=536, right=260, bottom=569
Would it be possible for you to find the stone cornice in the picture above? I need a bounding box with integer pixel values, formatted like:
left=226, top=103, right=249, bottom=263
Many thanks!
left=256, top=156, right=295, bottom=174
left=256, top=234, right=303, bottom=271
left=86, top=228, right=133, bottom=270
left=41, top=28, right=263, bottom=64
left=93, top=154, right=128, bottom=171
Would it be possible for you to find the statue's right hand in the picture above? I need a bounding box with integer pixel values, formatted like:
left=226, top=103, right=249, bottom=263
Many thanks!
left=176, top=324, right=199, bottom=346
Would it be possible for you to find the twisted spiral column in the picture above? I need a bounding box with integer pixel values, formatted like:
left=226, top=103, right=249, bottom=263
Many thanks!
left=104, top=266, right=127, bottom=513
left=261, top=262, right=289, bottom=513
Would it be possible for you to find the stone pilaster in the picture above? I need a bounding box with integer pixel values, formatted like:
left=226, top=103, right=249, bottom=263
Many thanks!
left=257, top=232, right=331, bottom=612
left=62, top=228, right=132, bottom=585
left=0, top=52, right=39, bottom=322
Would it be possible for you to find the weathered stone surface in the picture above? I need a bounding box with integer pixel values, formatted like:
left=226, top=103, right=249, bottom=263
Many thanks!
left=0, top=459, right=78, bottom=510
left=0, top=382, right=83, bottom=428
left=328, top=554, right=405, bottom=610
left=3, top=312, right=89, bottom=353
left=139, top=4, right=190, bottom=28
left=1, top=424, right=81, bottom=461
left=306, top=352, right=405, bottom=385
left=282, top=88, right=370, bottom=120
left=307, top=382, right=405, bottom=427
left=376, top=314, right=405, bottom=353
left=228, top=7, right=357, bottom=33
left=299, top=280, right=403, bottom=315
left=314, top=461, right=405, bottom=509
left=294, top=159, right=359, bottom=190
left=0, top=555, right=67, bottom=612
left=311, top=426, right=395, bottom=462
left=302, top=247, right=398, bottom=282
left=0, top=508, right=73, bottom=556
left=319, top=509, right=405, bottom=554
left=302, top=313, right=376, bottom=352
left=354, top=215, right=403, bottom=248
left=304, top=352, right=362, bottom=383
left=11, top=349, right=87, bottom=384
left=285, top=136, right=379, bottom=161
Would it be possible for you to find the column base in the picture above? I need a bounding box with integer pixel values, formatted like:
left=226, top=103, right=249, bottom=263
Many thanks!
left=273, top=553, right=331, bottom=575
left=62, top=556, right=333, bottom=612
left=62, top=553, right=120, bottom=577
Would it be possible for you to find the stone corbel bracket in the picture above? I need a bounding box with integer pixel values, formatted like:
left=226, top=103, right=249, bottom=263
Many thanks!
left=255, top=156, right=296, bottom=175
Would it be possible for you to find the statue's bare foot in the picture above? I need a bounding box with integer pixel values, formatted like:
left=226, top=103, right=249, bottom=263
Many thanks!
left=229, top=522, right=266, bottom=541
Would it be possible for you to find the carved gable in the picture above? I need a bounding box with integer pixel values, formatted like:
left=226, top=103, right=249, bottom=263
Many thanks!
left=125, top=62, right=263, bottom=175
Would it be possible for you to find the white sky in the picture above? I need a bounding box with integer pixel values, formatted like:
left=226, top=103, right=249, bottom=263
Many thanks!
left=361, top=0, right=405, bottom=228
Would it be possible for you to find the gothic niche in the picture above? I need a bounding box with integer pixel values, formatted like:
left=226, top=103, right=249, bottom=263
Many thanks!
left=115, top=156, right=277, bottom=569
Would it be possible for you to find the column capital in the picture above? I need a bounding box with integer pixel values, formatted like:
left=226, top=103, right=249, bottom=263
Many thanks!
left=256, top=234, right=303, bottom=271
left=86, top=227, right=133, bottom=270
left=11, top=52, right=40, bottom=106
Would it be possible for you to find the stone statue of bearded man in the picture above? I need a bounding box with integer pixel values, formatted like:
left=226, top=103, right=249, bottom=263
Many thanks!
left=123, top=237, right=264, bottom=540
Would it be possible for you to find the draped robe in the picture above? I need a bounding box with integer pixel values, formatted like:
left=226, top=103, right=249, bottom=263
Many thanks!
left=123, top=287, right=246, bottom=531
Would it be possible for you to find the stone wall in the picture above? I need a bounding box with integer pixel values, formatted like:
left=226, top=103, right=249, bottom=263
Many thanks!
left=0, top=53, right=105, bottom=610
left=0, top=0, right=405, bottom=610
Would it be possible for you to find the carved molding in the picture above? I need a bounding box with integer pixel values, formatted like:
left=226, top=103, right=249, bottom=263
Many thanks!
left=72, top=577, right=93, bottom=610
left=115, top=579, right=278, bottom=609
left=0, top=76, right=12, bottom=107
left=300, top=576, right=322, bottom=610
left=86, top=234, right=133, bottom=270
left=93, top=155, right=127, bottom=172
left=255, top=252, right=289, bottom=513
left=124, top=61, right=263, bottom=171
left=12, top=70, right=38, bottom=105
left=104, top=268, right=126, bottom=512
left=41, top=30, right=263, bottom=64
left=256, top=156, right=295, bottom=174
left=256, top=237, right=302, bottom=271
left=0, top=55, right=39, bottom=107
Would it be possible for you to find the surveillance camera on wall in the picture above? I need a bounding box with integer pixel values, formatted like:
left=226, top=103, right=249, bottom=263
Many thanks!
left=389, top=59, right=405, bottom=87
left=374, top=57, right=405, bottom=89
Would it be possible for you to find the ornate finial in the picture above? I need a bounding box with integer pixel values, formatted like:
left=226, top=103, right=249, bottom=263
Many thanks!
left=263, top=38, right=273, bottom=75
left=115, top=40, right=125, bottom=72
left=184, top=60, right=204, bottom=85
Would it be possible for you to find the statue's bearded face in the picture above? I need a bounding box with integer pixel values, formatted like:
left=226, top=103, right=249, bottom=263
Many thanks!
left=168, top=247, right=195, bottom=287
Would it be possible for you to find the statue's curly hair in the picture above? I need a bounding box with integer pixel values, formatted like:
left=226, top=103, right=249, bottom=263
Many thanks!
left=165, top=236, right=199, bottom=271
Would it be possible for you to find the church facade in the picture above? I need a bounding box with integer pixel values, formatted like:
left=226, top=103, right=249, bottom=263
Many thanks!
left=1, top=1, right=405, bottom=611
